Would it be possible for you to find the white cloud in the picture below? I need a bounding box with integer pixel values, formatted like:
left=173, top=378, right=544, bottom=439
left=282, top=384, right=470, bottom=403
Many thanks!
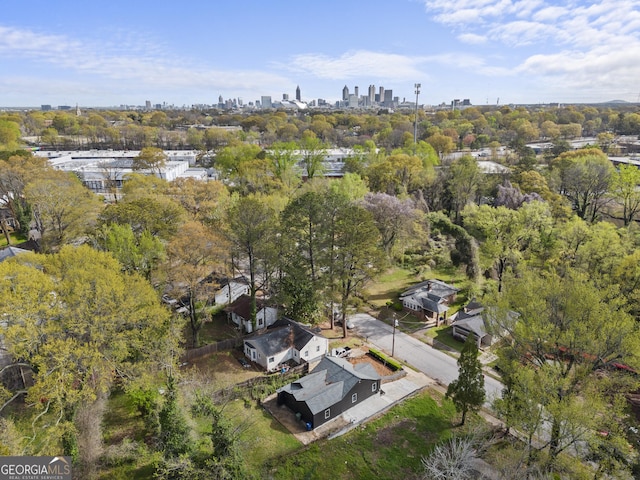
left=0, top=25, right=291, bottom=98
left=457, top=33, right=488, bottom=44
left=284, top=50, right=427, bottom=80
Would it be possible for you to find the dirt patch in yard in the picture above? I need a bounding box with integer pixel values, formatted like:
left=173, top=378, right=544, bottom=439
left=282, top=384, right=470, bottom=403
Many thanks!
left=376, top=419, right=416, bottom=446
left=349, top=354, right=395, bottom=377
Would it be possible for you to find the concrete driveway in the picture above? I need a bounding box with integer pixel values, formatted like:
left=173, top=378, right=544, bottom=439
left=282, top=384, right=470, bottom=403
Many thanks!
left=349, top=312, right=503, bottom=406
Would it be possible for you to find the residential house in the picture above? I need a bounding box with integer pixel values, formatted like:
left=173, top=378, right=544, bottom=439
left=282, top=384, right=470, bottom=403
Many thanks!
left=450, top=299, right=511, bottom=349
left=399, top=279, right=459, bottom=325
left=276, top=355, right=381, bottom=429
left=213, top=277, right=249, bottom=306
left=243, top=318, right=328, bottom=372
left=225, top=294, right=278, bottom=333
left=0, top=246, right=31, bottom=263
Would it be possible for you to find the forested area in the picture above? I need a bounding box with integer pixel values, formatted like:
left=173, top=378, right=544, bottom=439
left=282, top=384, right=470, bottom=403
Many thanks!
left=2, top=103, right=640, bottom=478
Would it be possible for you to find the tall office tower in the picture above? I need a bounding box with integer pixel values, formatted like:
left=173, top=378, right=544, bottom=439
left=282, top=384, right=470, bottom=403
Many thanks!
left=379, top=86, right=385, bottom=104
left=283, top=93, right=289, bottom=100
left=384, top=89, right=393, bottom=106
left=261, top=96, right=272, bottom=109
left=342, top=85, right=349, bottom=101
left=145, top=100, right=151, bottom=109
left=368, top=85, right=375, bottom=104
left=354, top=86, right=359, bottom=98
left=296, top=85, right=301, bottom=101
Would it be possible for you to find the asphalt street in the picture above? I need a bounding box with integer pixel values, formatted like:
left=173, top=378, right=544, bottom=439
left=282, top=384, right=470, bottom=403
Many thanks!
left=349, top=312, right=503, bottom=406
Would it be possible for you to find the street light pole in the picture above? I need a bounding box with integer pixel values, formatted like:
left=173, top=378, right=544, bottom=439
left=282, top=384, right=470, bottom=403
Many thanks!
left=413, top=83, right=421, bottom=147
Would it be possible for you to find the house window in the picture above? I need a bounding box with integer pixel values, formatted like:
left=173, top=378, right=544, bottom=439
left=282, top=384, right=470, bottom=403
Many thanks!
left=316, top=345, right=320, bottom=352
left=352, top=393, right=357, bottom=403
left=372, top=382, right=377, bottom=392
left=268, top=357, right=274, bottom=363
left=324, top=408, right=330, bottom=419
left=304, top=350, right=308, bottom=357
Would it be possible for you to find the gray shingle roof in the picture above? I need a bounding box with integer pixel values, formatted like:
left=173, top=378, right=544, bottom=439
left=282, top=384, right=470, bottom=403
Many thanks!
left=0, top=246, right=30, bottom=263
left=244, top=319, right=319, bottom=357
left=400, top=279, right=459, bottom=299
left=278, top=356, right=380, bottom=414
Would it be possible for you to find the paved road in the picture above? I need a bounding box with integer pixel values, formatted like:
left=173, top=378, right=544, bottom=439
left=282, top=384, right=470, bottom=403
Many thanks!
left=349, top=313, right=503, bottom=406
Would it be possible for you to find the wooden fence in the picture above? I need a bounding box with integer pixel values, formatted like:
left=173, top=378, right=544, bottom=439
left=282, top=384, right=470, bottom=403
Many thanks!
left=181, top=337, right=244, bottom=362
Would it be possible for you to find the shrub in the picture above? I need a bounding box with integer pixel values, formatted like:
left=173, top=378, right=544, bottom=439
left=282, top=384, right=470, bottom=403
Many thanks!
left=367, top=348, right=403, bottom=371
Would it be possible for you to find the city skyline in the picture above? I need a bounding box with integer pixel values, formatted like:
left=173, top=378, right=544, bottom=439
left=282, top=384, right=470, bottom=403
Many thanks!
left=1, top=0, right=640, bottom=108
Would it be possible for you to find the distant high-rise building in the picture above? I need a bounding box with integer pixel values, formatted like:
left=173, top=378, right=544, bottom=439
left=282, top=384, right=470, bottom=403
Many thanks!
left=384, top=89, right=393, bottom=106
left=342, top=85, right=349, bottom=101
left=283, top=93, right=289, bottom=101
left=41, top=105, right=52, bottom=111
left=145, top=100, right=151, bottom=109
left=261, top=96, right=272, bottom=109
left=296, top=85, right=301, bottom=101
left=218, top=95, right=224, bottom=104
left=368, top=85, right=375, bottom=104
left=354, top=86, right=359, bottom=98
left=379, top=86, right=385, bottom=104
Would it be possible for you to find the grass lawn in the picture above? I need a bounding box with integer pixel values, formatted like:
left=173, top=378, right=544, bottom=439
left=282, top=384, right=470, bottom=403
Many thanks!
left=365, top=266, right=472, bottom=311
left=262, top=390, right=463, bottom=479
left=186, top=350, right=263, bottom=389
left=191, top=312, right=239, bottom=347
left=364, top=267, right=417, bottom=308
left=224, top=398, right=302, bottom=475
left=0, top=231, right=28, bottom=248
left=424, top=325, right=464, bottom=353
left=99, top=392, right=162, bottom=480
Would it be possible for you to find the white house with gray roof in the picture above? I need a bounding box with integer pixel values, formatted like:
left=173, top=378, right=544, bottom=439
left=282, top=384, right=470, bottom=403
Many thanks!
left=243, top=319, right=328, bottom=372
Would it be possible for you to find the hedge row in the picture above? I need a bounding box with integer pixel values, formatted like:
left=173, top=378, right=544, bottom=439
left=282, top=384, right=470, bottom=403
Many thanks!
left=367, top=348, right=403, bottom=371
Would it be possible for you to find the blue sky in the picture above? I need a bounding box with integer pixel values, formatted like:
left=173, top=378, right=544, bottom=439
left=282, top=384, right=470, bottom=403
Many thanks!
left=1, top=0, right=640, bottom=107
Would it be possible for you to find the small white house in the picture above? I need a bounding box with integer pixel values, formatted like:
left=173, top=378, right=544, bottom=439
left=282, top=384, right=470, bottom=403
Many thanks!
left=225, top=294, right=278, bottom=333
left=213, top=278, right=249, bottom=306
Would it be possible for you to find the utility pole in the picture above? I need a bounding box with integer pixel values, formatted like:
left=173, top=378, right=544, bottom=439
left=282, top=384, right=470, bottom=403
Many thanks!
left=392, top=317, right=399, bottom=357
left=414, top=83, right=421, bottom=147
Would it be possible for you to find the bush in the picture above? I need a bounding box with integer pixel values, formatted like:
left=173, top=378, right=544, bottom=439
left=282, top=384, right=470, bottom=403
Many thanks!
left=367, top=348, right=403, bottom=371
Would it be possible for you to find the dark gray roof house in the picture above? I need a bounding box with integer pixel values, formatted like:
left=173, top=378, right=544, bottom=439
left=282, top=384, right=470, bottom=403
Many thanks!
left=450, top=299, right=517, bottom=349
left=0, top=246, right=31, bottom=263
left=276, top=355, right=381, bottom=429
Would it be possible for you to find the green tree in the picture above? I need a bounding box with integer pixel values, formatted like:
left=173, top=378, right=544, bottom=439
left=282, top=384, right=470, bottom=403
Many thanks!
left=92, top=223, right=165, bottom=279
left=158, top=376, right=191, bottom=458
left=0, top=119, right=21, bottom=149
left=426, top=132, right=455, bottom=159
left=25, top=170, right=102, bottom=251
left=446, top=155, right=482, bottom=223
left=165, top=221, right=227, bottom=346
left=490, top=269, right=640, bottom=468
left=334, top=205, right=384, bottom=337
left=552, top=148, right=613, bottom=222
left=462, top=202, right=552, bottom=292
left=132, top=146, right=167, bottom=176
left=0, top=246, right=178, bottom=468
left=0, top=152, right=48, bottom=235
left=610, top=164, right=640, bottom=226
left=299, top=133, right=326, bottom=180
left=99, top=196, right=184, bottom=240
left=445, top=335, right=485, bottom=426
left=267, top=141, right=301, bottom=189
left=226, top=196, right=277, bottom=330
